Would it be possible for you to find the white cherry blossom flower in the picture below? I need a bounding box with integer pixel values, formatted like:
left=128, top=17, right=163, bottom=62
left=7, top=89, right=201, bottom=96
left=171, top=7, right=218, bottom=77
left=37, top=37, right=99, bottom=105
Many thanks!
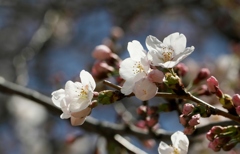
left=158, top=131, right=189, bottom=154
left=133, top=78, right=158, bottom=101
left=146, top=32, right=194, bottom=68
left=119, top=40, right=152, bottom=95
left=52, top=70, right=96, bottom=120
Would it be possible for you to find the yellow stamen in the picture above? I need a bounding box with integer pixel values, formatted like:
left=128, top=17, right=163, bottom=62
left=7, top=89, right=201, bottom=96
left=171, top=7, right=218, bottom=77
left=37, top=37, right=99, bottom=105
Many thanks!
left=132, top=61, right=145, bottom=74
left=160, top=46, right=174, bottom=62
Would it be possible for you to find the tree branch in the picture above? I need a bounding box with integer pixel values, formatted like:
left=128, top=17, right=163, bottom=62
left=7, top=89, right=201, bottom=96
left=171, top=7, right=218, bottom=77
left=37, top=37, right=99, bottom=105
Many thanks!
left=114, top=134, right=148, bottom=154
left=0, top=77, right=237, bottom=142
left=103, top=80, right=240, bottom=124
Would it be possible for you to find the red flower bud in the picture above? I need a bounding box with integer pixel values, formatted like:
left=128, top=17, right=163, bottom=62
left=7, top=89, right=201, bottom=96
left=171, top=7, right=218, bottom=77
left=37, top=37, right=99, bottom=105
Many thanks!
left=182, top=103, right=194, bottom=116
left=207, top=76, right=219, bottom=93
left=233, top=94, right=240, bottom=106
left=193, top=68, right=210, bottom=85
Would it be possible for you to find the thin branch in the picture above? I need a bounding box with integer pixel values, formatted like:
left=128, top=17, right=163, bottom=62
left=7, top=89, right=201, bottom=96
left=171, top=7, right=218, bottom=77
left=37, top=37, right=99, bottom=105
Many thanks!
left=0, top=77, right=237, bottom=141
left=103, top=80, right=121, bottom=90
left=103, top=80, right=240, bottom=124
left=114, top=134, right=148, bottom=154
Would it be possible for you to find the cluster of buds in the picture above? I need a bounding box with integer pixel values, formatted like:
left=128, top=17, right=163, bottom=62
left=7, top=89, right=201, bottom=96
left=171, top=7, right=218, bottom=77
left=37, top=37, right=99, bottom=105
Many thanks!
left=91, top=45, right=121, bottom=81
left=179, top=103, right=201, bottom=135
left=207, top=125, right=240, bottom=152
left=207, top=76, right=237, bottom=115
left=136, top=105, right=159, bottom=129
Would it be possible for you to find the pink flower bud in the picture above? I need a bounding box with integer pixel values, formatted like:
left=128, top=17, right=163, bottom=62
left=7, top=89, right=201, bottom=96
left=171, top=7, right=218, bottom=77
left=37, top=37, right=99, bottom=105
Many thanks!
left=135, top=120, right=146, bottom=129
left=215, top=86, right=224, bottom=98
left=213, top=136, right=231, bottom=146
left=147, top=69, right=164, bottom=83
left=179, top=114, right=187, bottom=126
left=137, top=105, right=147, bottom=115
left=208, top=142, right=221, bottom=152
left=91, top=61, right=114, bottom=78
left=111, top=26, right=124, bottom=39
left=146, top=116, right=159, bottom=127
left=206, top=131, right=215, bottom=141
left=233, top=94, right=240, bottom=107
left=143, top=139, right=156, bottom=149
left=207, top=76, right=219, bottom=93
left=184, top=126, right=196, bottom=135
left=188, top=114, right=200, bottom=126
left=235, top=106, right=240, bottom=115
left=193, top=68, right=210, bottom=85
left=211, top=126, right=224, bottom=134
left=175, top=63, right=188, bottom=76
left=182, top=103, right=194, bottom=115
left=196, top=84, right=211, bottom=96
left=92, top=45, right=112, bottom=60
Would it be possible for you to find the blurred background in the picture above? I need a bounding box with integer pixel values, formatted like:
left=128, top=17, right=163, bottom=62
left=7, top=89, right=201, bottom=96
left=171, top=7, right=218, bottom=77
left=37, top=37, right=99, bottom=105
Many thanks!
left=0, top=0, right=240, bottom=153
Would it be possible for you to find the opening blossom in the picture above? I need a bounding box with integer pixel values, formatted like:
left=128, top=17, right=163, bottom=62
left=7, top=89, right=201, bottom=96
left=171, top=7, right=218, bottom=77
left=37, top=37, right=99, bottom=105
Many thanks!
left=119, top=40, right=161, bottom=100
left=158, top=131, right=189, bottom=154
left=51, top=70, right=96, bottom=122
left=146, top=32, right=194, bottom=68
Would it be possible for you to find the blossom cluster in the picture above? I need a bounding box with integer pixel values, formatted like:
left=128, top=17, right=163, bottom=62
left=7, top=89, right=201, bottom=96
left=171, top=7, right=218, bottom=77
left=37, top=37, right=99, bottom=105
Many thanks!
left=120, top=32, right=194, bottom=100
left=51, top=70, right=96, bottom=125
left=50, top=32, right=240, bottom=153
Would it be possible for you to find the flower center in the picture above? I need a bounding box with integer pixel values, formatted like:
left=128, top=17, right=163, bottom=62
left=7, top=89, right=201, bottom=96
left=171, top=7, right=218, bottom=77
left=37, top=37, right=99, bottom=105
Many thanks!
left=133, top=61, right=145, bottom=74
left=78, top=86, right=88, bottom=99
left=172, top=146, right=180, bottom=154
left=161, top=46, right=174, bottom=62
left=142, top=89, right=147, bottom=95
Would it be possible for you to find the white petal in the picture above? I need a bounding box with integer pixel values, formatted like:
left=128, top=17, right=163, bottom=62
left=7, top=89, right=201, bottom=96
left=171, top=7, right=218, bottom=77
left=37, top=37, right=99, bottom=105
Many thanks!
left=172, top=46, right=194, bottom=64
left=171, top=33, right=187, bottom=55
left=65, top=81, right=83, bottom=102
left=140, top=57, right=151, bottom=73
left=133, top=78, right=158, bottom=101
left=121, top=80, right=135, bottom=95
left=159, top=61, right=178, bottom=68
left=146, top=35, right=162, bottom=51
left=155, top=46, right=194, bottom=68
left=51, top=89, right=65, bottom=108
left=121, top=72, right=146, bottom=95
left=60, top=112, right=71, bottom=119
left=127, top=40, right=146, bottom=61
left=158, top=142, right=174, bottom=154
left=119, top=58, right=146, bottom=80
left=69, top=99, right=90, bottom=112
left=80, top=70, right=96, bottom=90
left=148, top=50, right=165, bottom=66
left=171, top=131, right=189, bottom=154
left=163, top=32, right=180, bottom=46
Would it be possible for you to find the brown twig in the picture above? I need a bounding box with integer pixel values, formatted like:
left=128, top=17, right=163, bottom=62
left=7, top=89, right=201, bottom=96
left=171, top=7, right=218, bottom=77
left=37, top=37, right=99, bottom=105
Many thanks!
left=0, top=77, right=237, bottom=142
left=103, top=80, right=240, bottom=124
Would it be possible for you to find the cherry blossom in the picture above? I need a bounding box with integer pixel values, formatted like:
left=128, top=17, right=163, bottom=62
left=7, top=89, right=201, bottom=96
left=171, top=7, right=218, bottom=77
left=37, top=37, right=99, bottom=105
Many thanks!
left=158, top=131, right=189, bottom=154
left=146, top=32, right=194, bottom=68
left=119, top=40, right=162, bottom=100
left=133, top=78, right=158, bottom=101
left=51, top=70, right=96, bottom=120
